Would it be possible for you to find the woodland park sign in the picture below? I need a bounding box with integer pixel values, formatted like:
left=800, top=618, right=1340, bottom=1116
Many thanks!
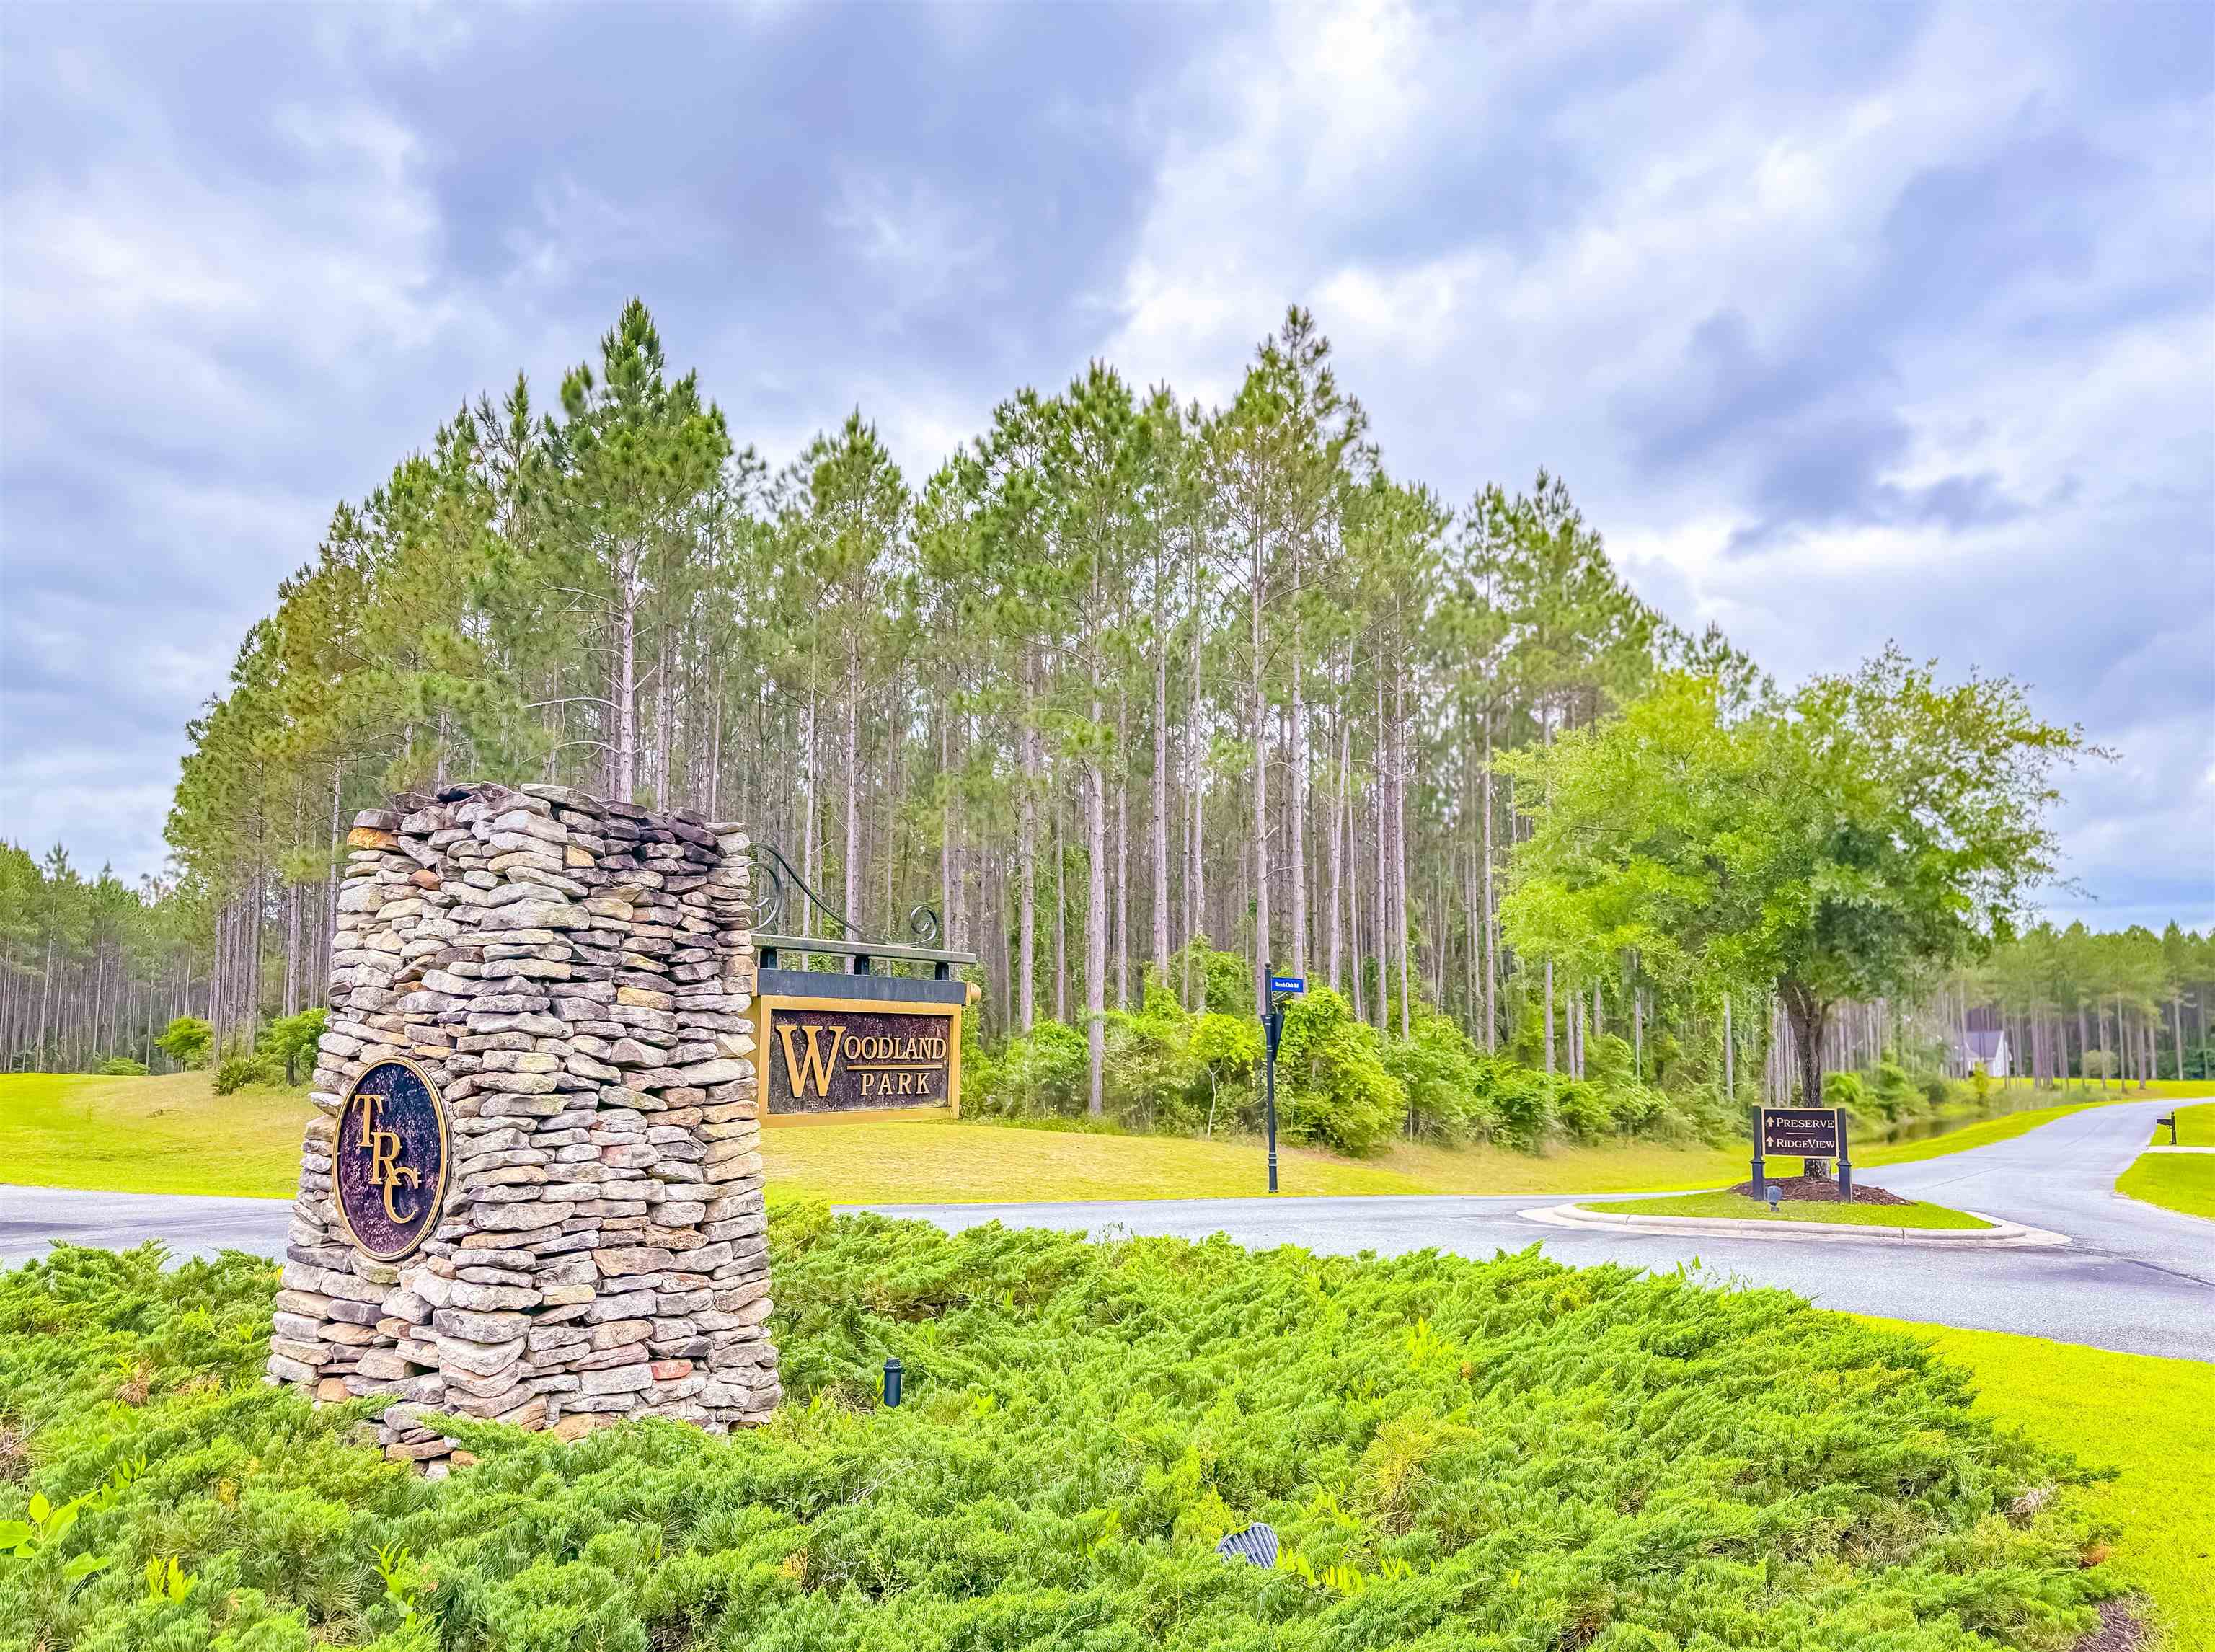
left=749, top=843, right=975, bottom=1123
left=756, top=997, right=962, bottom=1117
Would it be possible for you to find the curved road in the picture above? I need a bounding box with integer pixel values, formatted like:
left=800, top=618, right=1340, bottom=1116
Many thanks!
left=4, top=1097, right=2207, bottom=1360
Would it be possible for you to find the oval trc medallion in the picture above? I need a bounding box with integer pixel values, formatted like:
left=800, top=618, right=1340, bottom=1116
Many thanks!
left=335, top=1059, right=450, bottom=1261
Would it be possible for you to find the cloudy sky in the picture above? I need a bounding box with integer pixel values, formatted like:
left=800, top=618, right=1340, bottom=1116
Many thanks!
left=3, top=1, right=2209, bottom=929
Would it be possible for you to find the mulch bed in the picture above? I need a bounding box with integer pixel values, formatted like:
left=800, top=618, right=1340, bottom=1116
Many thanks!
left=1722, top=1173, right=1914, bottom=1206
left=2073, top=1602, right=2147, bottom=1652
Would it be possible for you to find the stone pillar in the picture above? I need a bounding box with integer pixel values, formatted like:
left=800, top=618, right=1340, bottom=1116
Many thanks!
left=267, top=782, right=776, bottom=1470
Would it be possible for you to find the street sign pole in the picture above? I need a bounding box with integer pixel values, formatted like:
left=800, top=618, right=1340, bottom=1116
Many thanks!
left=1835, top=1105, right=1852, bottom=1203
left=1263, top=975, right=1305, bottom=1194
left=1263, top=1004, right=1281, bottom=1193
left=1750, top=1103, right=1767, bottom=1203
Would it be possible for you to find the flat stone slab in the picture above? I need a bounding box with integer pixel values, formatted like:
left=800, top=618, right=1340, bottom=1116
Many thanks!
left=1524, top=1202, right=2071, bottom=1250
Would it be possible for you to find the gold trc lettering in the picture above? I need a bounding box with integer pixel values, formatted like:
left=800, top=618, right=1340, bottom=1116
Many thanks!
left=350, top=1091, right=422, bottom=1224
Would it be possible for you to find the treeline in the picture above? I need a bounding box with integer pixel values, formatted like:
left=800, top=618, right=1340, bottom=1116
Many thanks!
left=0, top=846, right=204, bottom=1073
left=122, top=302, right=1727, bottom=1078
left=9, top=299, right=2206, bottom=1125
left=1965, top=922, right=2215, bottom=1085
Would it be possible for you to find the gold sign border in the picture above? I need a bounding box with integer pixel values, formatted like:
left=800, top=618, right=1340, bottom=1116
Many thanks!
left=753, top=993, right=963, bottom=1126
left=332, top=1054, right=453, bottom=1262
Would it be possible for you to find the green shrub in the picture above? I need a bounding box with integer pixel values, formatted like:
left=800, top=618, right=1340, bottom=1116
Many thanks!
left=151, top=1016, right=211, bottom=1071
left=971, top=1017, right=1088, bottom=1118
left=0, top=1215, right=2117, bottom=1650
left=1274, top=986, right=1407, bottom=1155
left=1380, top=1011, right=1498, bottom=1144
left=1159, top=942, right=1252, bottom=1017
left=91, top=1057, right=149, bottom=1077
left=256, top=1008, right=327, bottom=1085
left=1866, top=1059, right=1920, bottom=1122
left=1823, top=1069, right=1867, bottom=1116
left=212, top=1053, right=284, bottom=1095
left=1474, top=1057, right=1555, bottom=1152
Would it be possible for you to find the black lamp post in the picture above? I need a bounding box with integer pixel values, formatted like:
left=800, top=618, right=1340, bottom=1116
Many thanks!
left=1263, top=973, right=1305, bottom=1194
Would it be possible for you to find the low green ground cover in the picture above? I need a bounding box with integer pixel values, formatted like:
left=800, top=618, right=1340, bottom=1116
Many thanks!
left=2115, top=1152, right=2215, bottom=1222
left=1588, top=1191, right=1994, bottom=1229
left=2154, top=1100, right=2215, bottom=1146
left=0, top=1215, right=2122, bottom=1651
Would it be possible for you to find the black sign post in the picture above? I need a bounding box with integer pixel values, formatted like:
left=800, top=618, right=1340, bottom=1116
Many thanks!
left=1749, top=1102, right=1767, bottom=1203
left=1263, top=975, right=1305, bottom=1193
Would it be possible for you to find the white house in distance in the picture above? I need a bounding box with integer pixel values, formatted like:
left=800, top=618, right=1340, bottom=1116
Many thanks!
left=1958, top=1026, right=2012, bottom=1079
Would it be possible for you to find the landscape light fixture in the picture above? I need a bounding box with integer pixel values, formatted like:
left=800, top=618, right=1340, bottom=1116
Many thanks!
left=883, top=1356, right=903, bottom=1408
left=1766, top=1185, right=1782, bottom=1213
left=1216, top=1522, right=1280, bottom=1568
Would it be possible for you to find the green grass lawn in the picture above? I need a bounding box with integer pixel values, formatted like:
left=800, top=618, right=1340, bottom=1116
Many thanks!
left=1586, top=1188, right=1994, bottom=1229
left=4, top=1070, right=2204, bottom=1207
left=2155, top=1099, right=2215, bottom=1146
left=0, top=1071, right=311, bottom=1197
left=1865, top=1317, right=2215, bottom=1651
left=0, top=1071, right=1774, bottom=1203
left=2116, top=1151, right=2215, bottom=1222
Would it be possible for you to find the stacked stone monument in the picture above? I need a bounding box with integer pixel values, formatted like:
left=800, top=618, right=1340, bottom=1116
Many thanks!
left=265, top=781, right=777, bottom=1471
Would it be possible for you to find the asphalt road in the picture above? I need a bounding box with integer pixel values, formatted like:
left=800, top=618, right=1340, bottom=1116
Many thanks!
left=4, top=1097, right=2206, bottom=1361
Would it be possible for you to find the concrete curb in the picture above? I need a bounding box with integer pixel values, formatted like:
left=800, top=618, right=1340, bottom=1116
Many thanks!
left=2142, top=1145, right=2215, bottom=1154
left=1520, top=1203, right=2072, bottom=1249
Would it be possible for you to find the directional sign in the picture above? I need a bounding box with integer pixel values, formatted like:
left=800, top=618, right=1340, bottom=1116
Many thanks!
left=1268, top=975, right=1307, bottom=995
left=1760, top=1106, right=1843, bottom=1157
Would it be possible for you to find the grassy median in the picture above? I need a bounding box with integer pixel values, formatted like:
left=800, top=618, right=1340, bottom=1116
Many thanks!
left=1586, top=1189, right=1995, bottom=1229
left=2117, top=1151, right=2215, bottom=1222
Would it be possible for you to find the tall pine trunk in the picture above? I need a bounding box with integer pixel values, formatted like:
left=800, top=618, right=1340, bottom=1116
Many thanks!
left=1087, top=702, right=1108, bottom=1116
left=1020, top=650, right=1039, bottom=1031
left=1151, top=596, right=1170, bottom=987
left=1250, top=533, right=1270, bottom=1014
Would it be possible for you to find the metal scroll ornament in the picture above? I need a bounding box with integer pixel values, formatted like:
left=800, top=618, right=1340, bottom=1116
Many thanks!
left=334, top=1059, right=451, bottom=1261
left=747, top=842, right=940, bottom=946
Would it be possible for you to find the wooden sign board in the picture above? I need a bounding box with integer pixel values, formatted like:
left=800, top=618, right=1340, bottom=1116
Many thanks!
left=1759, top=1105, right=1844, bottom=1159
left=753, top=994, right=961, bottom=1124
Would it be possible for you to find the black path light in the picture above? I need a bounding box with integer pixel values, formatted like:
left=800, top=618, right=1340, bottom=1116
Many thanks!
left=883, top=1356, right=903, bottom=1408
left=1216, top=1522, right=1279, bottom=1568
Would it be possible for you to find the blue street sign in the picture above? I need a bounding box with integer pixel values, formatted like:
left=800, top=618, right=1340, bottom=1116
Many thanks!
left=1268, top=975, right=1306, bottom=994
